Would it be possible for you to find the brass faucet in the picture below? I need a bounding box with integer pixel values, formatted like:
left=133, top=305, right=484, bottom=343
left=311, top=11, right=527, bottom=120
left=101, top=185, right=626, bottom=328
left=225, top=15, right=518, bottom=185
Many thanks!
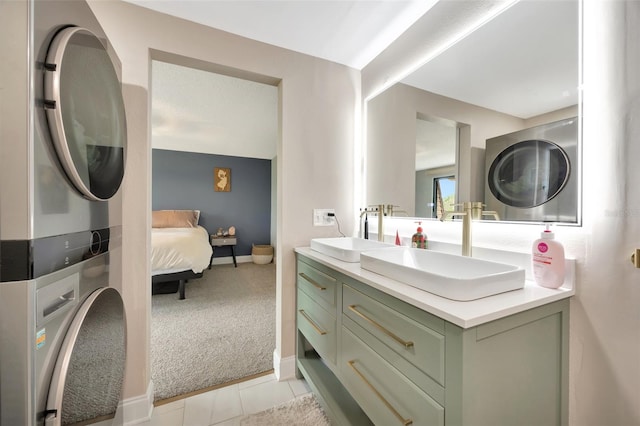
left=384, top=204, right=409, bottom=217
left=441, top=202, right=500, bottom=256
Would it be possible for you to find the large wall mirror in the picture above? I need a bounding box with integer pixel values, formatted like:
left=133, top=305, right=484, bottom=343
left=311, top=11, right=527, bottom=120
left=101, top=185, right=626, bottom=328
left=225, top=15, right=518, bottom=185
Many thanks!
left=365, top=0, right=580, bottom=224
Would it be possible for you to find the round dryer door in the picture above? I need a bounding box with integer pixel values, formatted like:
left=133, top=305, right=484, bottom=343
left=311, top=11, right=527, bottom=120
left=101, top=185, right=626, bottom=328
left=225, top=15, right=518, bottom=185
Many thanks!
left=44, top=27, right=126, bottom=201
left=487, top=139, right=571, bottom=208
left=45, top=287, right=126, bottom=426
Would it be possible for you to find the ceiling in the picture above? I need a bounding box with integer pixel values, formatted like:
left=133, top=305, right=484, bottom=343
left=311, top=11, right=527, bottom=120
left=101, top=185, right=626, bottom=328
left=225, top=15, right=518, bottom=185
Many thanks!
left=125, top=0, right=578, bottom=118
left=151, top=61, right=278, bottom=158
left=127, top=0, right=579, bottom=161
left=402, top=0, right=579, bottom=119
left=122, top=0, right=437, bottom=70
left=128, top=0, right=439, bottom=159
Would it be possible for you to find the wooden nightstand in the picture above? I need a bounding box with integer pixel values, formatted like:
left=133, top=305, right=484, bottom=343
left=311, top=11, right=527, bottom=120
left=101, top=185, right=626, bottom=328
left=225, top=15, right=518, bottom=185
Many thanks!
left=209, top=235, right=237, bottom=268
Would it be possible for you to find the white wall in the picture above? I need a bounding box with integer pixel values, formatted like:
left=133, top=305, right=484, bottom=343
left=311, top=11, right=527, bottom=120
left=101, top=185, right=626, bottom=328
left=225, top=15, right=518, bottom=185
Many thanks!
left=87, top=1, right=359, bottom=402
left=570, top=2, right=640, bottom=424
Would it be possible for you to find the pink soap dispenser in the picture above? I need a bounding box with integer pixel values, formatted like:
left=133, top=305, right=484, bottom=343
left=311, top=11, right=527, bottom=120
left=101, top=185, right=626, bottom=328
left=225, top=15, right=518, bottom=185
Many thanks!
left=532, top=224, right=565, bottom=289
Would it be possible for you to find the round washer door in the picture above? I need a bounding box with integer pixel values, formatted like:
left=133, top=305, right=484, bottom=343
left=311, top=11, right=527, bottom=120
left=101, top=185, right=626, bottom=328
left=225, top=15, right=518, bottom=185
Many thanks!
left=44, top=27, right=126, bottom=201
left=487, top=139, right=571, bottom=208
left=45, top=287, right=126, bottom=426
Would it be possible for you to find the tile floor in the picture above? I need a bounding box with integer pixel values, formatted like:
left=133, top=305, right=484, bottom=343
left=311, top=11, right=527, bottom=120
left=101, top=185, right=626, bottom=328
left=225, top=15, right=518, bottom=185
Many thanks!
left=140, top=374, right=312, bottom=426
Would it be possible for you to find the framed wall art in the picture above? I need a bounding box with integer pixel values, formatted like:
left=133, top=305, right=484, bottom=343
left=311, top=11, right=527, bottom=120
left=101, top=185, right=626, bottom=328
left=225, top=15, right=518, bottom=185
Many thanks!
left=214, top=167, right=231, bottom=192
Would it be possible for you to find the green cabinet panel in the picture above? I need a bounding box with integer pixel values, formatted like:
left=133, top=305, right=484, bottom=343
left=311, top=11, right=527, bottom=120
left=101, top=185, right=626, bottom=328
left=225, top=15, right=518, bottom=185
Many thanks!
left=297, top=289, right=337, bottom=364
left=341, top=326, right=444, bottom=426
left=297, top=256, right=338, bottom=313
left=343, top=283, right=446, bottom=386
left=445, top=309, right=568, bottom=426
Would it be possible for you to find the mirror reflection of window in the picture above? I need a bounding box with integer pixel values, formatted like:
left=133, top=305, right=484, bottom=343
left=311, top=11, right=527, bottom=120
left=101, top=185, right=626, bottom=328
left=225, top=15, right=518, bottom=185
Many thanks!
left=434, top=176, right=456, bottom=219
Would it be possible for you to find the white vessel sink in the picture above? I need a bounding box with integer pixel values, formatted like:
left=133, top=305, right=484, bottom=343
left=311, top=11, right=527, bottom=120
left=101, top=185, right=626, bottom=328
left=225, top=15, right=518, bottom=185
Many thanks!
left=360, top=247, right=525, bottom=301
left=310, top=237, right=395, bottom=262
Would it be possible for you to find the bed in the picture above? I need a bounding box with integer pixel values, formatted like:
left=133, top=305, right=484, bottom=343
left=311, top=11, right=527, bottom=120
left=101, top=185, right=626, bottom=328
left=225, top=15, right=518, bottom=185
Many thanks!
left=151, top=210, right=213, bottom=299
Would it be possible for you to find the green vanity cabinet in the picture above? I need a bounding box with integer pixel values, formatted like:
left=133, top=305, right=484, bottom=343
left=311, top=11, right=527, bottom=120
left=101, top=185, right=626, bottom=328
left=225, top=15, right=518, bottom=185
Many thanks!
left=296, top=253, right=569, bottom=426
left=296, top=256, right=374, bottom=425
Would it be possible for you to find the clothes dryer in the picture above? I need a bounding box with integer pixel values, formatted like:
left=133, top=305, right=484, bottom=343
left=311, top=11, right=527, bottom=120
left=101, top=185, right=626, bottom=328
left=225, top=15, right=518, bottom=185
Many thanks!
left=484, top=117, right=579, bottom=223
left=1, top=0, right=126, bottom=244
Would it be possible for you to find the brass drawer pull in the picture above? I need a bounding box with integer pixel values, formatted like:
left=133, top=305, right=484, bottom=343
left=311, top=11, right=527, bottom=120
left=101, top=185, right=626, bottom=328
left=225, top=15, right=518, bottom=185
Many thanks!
left=348, top=360, right=413, bottom=426
left=298, top=310, right=327, bottom=335
left=299, top=272, right=327, bottom=290
left=631, top=249, right=640, bottom=268
left=348, top=305, right=414, bottom=348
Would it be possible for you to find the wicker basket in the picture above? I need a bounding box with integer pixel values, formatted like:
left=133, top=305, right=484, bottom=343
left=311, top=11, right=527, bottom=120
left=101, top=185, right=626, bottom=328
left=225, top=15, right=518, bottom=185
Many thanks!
left=251, top=244, right=273, bottom=264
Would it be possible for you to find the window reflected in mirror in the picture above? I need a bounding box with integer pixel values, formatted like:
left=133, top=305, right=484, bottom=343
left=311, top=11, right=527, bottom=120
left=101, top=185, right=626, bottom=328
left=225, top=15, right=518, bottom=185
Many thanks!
left=434, top=176, right=456, bottom=220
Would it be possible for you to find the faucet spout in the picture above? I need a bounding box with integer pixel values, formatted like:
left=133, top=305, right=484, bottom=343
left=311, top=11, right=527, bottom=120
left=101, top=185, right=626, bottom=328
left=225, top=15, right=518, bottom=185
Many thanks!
left=441, top=201, right=484, bottom=256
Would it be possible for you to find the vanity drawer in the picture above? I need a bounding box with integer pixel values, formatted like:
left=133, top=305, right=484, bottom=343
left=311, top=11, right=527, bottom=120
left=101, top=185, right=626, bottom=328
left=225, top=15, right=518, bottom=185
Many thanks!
left=297, top=289, right=336, bottom=363
left=343, top=284, right=445, bottom=386
left=297, top=259, right=338, bottom=313
left=340, top=326, right=444, bottom=426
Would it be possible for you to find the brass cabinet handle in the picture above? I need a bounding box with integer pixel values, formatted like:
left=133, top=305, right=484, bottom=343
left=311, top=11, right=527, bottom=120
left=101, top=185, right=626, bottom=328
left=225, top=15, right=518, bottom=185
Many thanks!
left=347, top=360, right=413, bottom=426
left=298, top=272, right=327, bottom=290
left=298, top=310, right=327, bottom=335
left=632, top=249, right=640, bottom=268
left=348, top=305, right=414, bottom=348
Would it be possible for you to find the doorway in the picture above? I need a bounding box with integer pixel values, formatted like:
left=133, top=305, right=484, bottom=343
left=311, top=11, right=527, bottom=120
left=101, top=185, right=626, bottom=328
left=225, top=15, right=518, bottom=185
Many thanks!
left=149, top=58, right=279, bottom=402
left=415, top=115, right=458, bottom=218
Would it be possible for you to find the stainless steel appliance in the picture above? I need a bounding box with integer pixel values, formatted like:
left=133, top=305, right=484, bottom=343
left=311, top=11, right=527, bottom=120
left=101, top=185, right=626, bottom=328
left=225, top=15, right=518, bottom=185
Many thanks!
left=0, top=0, right=127, bottom=424
left=0, top=0, right=126, bottom=241
left=484, top=117, right=579, bottom=223
left=1, top=243, right=126, bottom=426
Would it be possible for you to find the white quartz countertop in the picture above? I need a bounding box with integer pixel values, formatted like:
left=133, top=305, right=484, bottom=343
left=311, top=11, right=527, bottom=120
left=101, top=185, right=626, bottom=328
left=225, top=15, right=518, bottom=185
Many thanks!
left=295, top=246, right=575, bottom=329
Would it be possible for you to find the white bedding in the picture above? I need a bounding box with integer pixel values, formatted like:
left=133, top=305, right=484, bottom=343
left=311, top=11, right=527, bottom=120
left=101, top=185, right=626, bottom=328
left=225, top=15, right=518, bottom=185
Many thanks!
left=151, top=226, right=213, bottom=275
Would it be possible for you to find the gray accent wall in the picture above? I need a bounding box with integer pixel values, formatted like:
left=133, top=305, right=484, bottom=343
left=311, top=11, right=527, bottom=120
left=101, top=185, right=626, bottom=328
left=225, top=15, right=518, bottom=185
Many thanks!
left=152, top=149, right=271, bottom=257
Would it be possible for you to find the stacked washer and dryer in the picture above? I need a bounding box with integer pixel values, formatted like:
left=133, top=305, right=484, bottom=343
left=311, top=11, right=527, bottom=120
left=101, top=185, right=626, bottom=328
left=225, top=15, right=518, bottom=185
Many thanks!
left=0, top=1, right=127, bottom=425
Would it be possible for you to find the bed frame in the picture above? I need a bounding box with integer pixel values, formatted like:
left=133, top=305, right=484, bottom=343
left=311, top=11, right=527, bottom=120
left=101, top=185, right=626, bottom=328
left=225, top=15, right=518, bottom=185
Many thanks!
left=151, top=270, right=203, bottom=300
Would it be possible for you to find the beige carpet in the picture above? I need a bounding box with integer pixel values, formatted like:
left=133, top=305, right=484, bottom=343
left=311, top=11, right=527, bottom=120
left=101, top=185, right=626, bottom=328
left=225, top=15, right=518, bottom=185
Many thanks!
left=240, top=394, right=331, bottom=426
left=151, top=262, right=276, bottom=401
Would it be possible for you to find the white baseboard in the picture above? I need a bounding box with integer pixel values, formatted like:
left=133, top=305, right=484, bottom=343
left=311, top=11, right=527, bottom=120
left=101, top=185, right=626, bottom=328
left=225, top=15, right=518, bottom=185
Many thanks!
left=210, top=255, right=278, bottom=266
left=273, top=349, right=296, bottom=381
left=210, top=255, right=253, bottom=266
left=118, top=380, right=154, bottom=426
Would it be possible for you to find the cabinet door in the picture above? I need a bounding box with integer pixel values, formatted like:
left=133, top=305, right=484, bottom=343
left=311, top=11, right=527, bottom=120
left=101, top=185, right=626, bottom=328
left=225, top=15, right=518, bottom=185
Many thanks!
left=341, top=327, right=444, bottom=426
left=343, top=284, right=445, bottom=386
left=297, top=289, right=336, bottom=364
left=297, top=259, right=337, bottom=313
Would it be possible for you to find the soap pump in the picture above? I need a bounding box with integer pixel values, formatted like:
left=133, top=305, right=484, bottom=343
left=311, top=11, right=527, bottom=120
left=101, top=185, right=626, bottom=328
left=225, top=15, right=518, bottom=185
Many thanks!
left=411, top=221, right=428, bottom=249
left=532, top=224, right=565, bottom=288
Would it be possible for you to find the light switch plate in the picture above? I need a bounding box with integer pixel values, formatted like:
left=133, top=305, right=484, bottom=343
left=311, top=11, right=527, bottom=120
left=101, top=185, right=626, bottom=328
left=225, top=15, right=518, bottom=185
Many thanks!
left=313, top=209, right=336, bottom=226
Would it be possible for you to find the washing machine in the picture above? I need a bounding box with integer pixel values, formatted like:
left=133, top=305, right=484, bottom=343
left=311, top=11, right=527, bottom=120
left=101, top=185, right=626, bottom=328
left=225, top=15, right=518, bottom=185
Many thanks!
left=1, top=241, right=126, bottom=426
left=0, top=0, right=127, bottom=424
left=484, top=117, right=579, bottom=223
